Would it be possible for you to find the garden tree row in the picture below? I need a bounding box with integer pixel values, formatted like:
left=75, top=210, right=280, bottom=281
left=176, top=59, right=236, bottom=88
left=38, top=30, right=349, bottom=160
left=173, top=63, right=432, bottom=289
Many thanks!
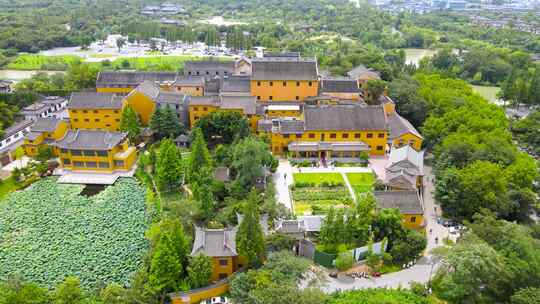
left=432, top=213, right=540, bottom=304
left=319, top=194, right=426, bottom=268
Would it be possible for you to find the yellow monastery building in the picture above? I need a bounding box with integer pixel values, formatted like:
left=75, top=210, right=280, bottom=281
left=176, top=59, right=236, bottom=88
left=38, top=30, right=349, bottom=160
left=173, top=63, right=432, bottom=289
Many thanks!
left=53, top=130, right=137, bottom=173
left=23, top=118, right=68, bottom=157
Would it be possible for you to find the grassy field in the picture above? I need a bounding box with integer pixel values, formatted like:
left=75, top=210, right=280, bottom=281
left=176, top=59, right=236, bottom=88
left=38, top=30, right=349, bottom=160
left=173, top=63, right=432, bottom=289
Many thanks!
left=346, top=173, right=375, bottom=198
left=0, top=177, right=19, bottom=201
left=293, top=173, right=344, bottom=186
left=292, top=173, right=351, bottom=215
left=7, top=54, right=233, bottom=72
left=7, top=54, right=81, bottom=70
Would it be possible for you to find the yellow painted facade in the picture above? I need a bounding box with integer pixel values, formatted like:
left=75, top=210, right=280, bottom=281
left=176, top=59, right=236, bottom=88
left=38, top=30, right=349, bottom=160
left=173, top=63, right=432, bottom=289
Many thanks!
left=188, top=105, right=219, bottom=127
left=96, top=87, right=133, bottom=94
left=124, top=91, right=156, bottom=125
left=265, top=130, right=388, bottom=156
left=69, top=108, right=124, bottom=131
left=250, top=80, right=319, bottom=102
left=266, top=109, right=301, bottom=118
left=171, top=282, right=230, bottom=304
left=24, top=121, right=69, bottom=157
left=174, top=85, right=204, bottom=96
left=56, top=141, right=137, bottom=173
left=393, top=133, right=423, bottom=151
left=402, top=213, right=424, bottom=230
left=321, top=92, right=361, bottom=100
left=210, top=256, right=236, bottom=282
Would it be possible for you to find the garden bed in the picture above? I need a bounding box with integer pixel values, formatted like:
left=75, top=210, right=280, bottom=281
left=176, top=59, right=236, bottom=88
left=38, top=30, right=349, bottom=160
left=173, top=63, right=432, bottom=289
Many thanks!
left=0, top=177, right=149, bottom=289
left=292, top=173, right=352, bottom=215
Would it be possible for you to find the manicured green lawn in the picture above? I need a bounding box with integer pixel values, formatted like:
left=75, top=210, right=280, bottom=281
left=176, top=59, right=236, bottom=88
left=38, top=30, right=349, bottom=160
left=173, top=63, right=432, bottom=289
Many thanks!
left=0, top=177, right=20, bottom=201
left=293, top=173, right=344, bottom=186
left=345, top=173, right=375, bottom=198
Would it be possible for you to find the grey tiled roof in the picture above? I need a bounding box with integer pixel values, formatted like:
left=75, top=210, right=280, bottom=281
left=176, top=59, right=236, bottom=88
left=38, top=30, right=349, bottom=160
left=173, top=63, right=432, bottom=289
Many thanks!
left=54, top=130, right=127, bottom=150
left=174, top=75, right=205, bottom=86
left=387, top=145, right=424, bottom=175
left=304, top=105, right=387, bottom=131
left=221, top=76, right=251, bottom=92
left=20, top=103, right=49, bottom=114
left=251, top=58, right=318, bottom=81
left=347, top=65, right=381, bottom=79
left=321, top=79, right=360, bottom=93
left=189, top=95, right=220, bottom=106
left=69, top=92, right=123, bottom=109
left=184, top=61, right=235, bottom=75
left=156, top=91, right=185, bottom=105
left=30, top=117, right=63, bottom=133
left=3, top=120, right=33, bottom=138
left=40, top=96, right=66, bottom=105
left=387, top=112, right=422, bottom=139
left=220, top=96, right=257, bottom=115
left=24, top=131, right=41, bottom=141
left=191, top=226, right=238, bottom=257
left=374, top=190, right=423, bottom=214
left=133, top=81, right=160, bottom=100
left=96, top=71, right=177, bottom=87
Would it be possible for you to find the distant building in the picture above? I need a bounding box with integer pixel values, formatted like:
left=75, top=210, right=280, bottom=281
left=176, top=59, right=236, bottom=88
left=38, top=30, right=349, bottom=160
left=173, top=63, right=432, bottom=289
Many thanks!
left=0, top=120, right=33, bottom=166
left=385, top=145, right=424, bottom=192
left=19, top=96, right=68, bottom=121
left=347, top=65, right=381, bottom=86
left=23, top=117, right=68, bottom=157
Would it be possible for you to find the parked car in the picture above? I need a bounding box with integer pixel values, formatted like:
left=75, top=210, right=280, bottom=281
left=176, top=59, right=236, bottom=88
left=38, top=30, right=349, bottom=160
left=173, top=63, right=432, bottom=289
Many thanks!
left=201, top=297, right=229, bottom=304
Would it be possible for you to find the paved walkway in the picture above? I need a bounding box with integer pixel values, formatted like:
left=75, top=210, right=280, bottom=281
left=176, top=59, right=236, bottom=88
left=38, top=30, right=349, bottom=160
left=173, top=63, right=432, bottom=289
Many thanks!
left=341, top=172, right=357, bottom=202
left=274, top=159, right=293, bottom=210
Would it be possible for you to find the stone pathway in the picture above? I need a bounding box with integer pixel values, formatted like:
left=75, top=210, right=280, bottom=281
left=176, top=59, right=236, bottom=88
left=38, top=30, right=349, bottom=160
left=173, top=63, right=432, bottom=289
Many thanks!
left=273, top=159, right=293, bottom=210
left=341, top=172, right=356, bottom=202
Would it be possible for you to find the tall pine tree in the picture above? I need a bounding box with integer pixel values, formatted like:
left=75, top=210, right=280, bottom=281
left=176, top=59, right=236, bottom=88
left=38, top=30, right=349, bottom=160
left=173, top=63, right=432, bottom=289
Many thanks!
left=155, top=138, right=184, bottom=192
left=188, top=128, right=212, bottom=182
left=120, top=105, right=141, bottom=142
left=236, top=191, right=266, bottom=268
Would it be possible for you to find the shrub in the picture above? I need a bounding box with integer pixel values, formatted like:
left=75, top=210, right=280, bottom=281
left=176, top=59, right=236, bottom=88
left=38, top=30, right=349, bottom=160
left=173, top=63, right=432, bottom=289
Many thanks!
left=335, top=252, right=354, bottom=271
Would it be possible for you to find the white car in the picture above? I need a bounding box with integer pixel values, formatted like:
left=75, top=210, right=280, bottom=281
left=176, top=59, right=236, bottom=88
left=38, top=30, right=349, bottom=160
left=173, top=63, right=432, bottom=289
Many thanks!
left=201, top=297, right=229, bottom=304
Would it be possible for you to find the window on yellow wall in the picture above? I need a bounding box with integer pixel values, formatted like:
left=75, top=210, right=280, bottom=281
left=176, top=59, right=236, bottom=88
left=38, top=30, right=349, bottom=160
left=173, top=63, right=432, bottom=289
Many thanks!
left=354, top=133, right=361, bottom=139
left=308, top=133, right=315, bottom=139
left=411, top=216, right=416, bottom=223
left=376, top=146, right=383, bottom=151
left=295, top=96, right=299, bottom=100
left=83, top=110, right=88, bottom=113
left=219, top=259, right=228, bottom=266
left=63, top=159, right=71, bottom=165
left=283, top=134, right=290, bottom=139
left=115, top=119, right=120, bottom=122
left=95, top=119, right=100, bottom=122
left=283, top=81, right=286, bottom=86
left=342, top=133, right=349, bottom=139
left=84, top=119, right=89, bottom=122
left=269, top=96, right=273, bottom=100
left=203, top=107, right=207, bottom=111
left=367, top=133, right=373, bottom=138
left=295, top=134, right=302, bottom=139
left=308, top=81, right=312, bottom=86
left=194, top=107, right=198, bottom=111
left=93, top=110, right=98, bottom=113
left=378, top=133, right=385, bottom=138
left=257, top=96, right=261, bottom=100
left=330, top=133, right=336, bottom=139
left=114, top=110, right=119, bottom=113
left=296, top=81, right=300, bottom=86
left=270, top=81, right=273, bottom=86
left=72, top=110, right=77, bottom=113
left=257, top=81, right=261, bottom=86
left=98, top=162, right=110, bottom=168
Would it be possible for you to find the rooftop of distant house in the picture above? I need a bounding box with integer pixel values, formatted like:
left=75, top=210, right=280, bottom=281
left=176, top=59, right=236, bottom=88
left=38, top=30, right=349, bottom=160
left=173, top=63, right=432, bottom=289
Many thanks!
left=54, top=130, right=127, bottom=150
left=68, top=92, right=124, bottom=109
left=251, top=57, right=318, bottom=81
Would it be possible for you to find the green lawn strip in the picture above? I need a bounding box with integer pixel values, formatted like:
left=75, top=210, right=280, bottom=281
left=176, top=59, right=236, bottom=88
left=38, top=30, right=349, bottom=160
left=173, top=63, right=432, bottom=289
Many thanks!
left=345, top=173, right=375, bottom=198
left=0, top=177, right=20, bottom=201
left=293, top=173, right=344, bottom=186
